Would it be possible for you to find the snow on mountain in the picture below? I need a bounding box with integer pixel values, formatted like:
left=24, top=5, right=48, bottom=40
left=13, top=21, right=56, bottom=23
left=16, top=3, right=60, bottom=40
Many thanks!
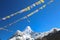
left=9, top=26, right=60, bottom=40
left=23, top=26, right=33, bottom=34
left=9, top=26, right=34, bottom=40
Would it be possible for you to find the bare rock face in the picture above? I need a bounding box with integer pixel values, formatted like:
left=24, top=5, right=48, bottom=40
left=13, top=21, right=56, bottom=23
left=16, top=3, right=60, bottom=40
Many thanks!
left=35, top=37, right=41, bottom=40
left=42, top=37, right=47, bottom=40
left=36, top=28, right=60, bottom=40
left=42, top=31, right=60, bottom=40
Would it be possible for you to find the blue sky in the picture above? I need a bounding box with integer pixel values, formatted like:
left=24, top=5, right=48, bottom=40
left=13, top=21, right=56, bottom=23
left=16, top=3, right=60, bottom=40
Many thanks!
left=0, top=0, right=60, bottom=40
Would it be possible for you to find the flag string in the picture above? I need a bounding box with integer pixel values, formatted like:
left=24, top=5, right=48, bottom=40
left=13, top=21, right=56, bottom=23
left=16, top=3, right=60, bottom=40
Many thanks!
left=0, top=0, right=54, bottom=32
left=1, top=0, right=44, bottom=21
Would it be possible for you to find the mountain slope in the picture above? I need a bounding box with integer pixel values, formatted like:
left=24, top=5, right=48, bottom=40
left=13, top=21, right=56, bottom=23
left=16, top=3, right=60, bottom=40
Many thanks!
left=9, top=26, right=60, bottom=40
left=42, top=28, right=60, bottom=40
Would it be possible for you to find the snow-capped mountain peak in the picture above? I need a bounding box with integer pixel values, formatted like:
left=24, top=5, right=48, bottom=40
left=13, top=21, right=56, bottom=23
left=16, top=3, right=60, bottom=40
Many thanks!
left=9, top=26, right=60, bottom=40
left=27, top=26, right=31, bottom=29
left=16, top=30, right=21, bottom=33
left=23, top=26, right=33, bottom=34
left=15, top=30, right=22, bottom=35
left=25, top=26, right=32, bottom=31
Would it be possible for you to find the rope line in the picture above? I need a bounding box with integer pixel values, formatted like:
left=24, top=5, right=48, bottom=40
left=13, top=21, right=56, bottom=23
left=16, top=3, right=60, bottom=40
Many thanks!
left=1, top=0, right=44, bottom=21
left=0, top=0, right=54, bottom=32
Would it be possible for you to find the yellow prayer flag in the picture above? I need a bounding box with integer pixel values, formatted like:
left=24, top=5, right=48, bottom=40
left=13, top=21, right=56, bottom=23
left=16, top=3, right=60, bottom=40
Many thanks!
left=40, top=0, right=44, bottom=3
left=27, top=6, right=30, bottom=10
left=6, top=16, right=10, bottom=18
left=35, top=1, right=41, bottom=5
